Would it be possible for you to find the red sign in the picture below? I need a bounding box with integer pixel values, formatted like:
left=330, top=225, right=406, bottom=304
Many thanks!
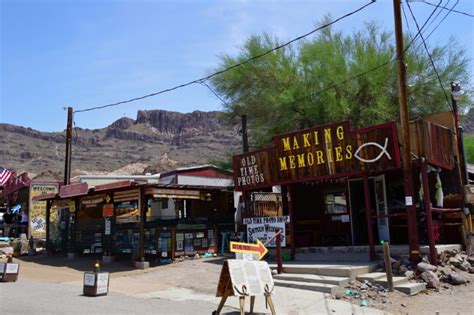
left=102, top=203, right=114, bottom=217
left=1, top=173, right=31, bottom=197
left=59, top=182, right=89, bottom=198
left=94, top=180, right=133, bottom=192
left=233, top=121, right=400, bottom=190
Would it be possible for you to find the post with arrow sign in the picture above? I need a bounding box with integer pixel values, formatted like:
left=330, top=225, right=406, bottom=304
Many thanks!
left=230, top=239, right=268, bottom=261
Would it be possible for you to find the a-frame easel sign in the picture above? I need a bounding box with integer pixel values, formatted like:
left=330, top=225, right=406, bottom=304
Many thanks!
left=213, top=259, right=275, bottom=315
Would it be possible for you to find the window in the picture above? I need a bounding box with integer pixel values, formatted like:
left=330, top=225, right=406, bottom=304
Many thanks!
left=325, top=192, right=347, bottom=214
left=161, top=198, right=169, bottom=209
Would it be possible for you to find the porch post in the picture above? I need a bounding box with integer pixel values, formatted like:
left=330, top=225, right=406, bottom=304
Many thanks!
left=421, top=161, right=438, bottom=265
left=139, top=187, right=145, bottom=263
left=287, top=185, right=296, bottom=260
left=242, top=191, right=249, bottom=219
left=363, top=175, right=376, bottom=260
left=46, top=199, right=51, bottom=255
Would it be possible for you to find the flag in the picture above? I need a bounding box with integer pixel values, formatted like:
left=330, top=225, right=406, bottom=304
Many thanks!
left=0, top=166, right=13, bottom=186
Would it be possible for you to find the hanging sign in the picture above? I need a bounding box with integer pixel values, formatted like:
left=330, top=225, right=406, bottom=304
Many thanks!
left=243, top=216, right=288, bottom=247
left=233, top=121, right=400, bottom=190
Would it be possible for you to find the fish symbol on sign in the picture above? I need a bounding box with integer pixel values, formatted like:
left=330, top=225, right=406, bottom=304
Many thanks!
left=354, top=137, right=392, bottom=163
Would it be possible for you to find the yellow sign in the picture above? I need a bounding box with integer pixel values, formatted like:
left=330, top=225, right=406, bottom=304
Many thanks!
left=29, top=183, right=59, bottom=238
left=229, top=239, right=268, bottom=260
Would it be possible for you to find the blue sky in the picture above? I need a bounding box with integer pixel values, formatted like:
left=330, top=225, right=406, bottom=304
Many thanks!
left=1, top=0, right=473, bottom=132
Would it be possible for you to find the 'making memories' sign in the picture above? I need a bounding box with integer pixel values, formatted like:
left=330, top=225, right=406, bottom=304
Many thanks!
left=233, top=121, right=400, bottom=190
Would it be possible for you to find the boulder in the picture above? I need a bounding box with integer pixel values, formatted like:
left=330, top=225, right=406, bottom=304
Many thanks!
left=417, top=262, right=437, bottom=272
left=468, top=267, right=474, bottom=274
left=438, top=266, right=452, bottom=277
left=467, top=256, right=474, bottom=266
left=404, top=270, right=415, bottom=279
left=448, top=256, right=463, bottom=268
left=399, top=265, right=408, bottom=274
left=421, top=271, right=440, bottom=289
left=459, top=261, right=471, bottom=272
left=449, top=272, right=468, bottom=285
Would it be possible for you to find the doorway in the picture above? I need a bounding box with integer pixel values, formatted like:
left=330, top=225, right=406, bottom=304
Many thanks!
left=348, top=175, right=390, bottom=245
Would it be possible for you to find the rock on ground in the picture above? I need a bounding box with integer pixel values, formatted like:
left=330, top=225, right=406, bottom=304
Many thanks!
left=421, top=271, right=440, bottom=289
left=450, top=272, right=468, bottom=285
left=417, top=262, right=437, bottom=273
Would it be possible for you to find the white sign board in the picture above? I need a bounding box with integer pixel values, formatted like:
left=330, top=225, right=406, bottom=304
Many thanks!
left=216, top=259, right=274, bottom=297
left=5, top=263, right=19, bottom=274
left=84, top=273, right=95, bottom=286
left=96, top=273, right=109, bottom=294
left=244, top=216, right=288, bottom=247
left=105, top=220, right=111, bottom=235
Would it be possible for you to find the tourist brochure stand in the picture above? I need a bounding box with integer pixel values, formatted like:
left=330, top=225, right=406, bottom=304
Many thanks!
left=83, top=271, right=109, bottom=297
left=213, top=259, right=276, bottom=315
left=0, top=261, right=20, bottom=282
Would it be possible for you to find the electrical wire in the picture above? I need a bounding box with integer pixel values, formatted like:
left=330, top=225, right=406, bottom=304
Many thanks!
left=421, top=0, right=450, bottom=34
left=418, top=0, right=460, bottom=43
left=406, top=1, right=451, bottom=107
left=200, top=81, right=229, bottom=106
left=73, top=0, right=376, bottom=114
left=422, top=0, right=474, bottom=17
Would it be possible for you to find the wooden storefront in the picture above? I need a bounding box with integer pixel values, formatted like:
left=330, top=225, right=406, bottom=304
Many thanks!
left=233, top=113, right=470, bottom=262
left=39, top=166, right=235, bottom=265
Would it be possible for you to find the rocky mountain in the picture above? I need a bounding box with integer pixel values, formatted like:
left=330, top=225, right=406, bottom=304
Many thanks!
left=0, top=110, right=241, bottom=180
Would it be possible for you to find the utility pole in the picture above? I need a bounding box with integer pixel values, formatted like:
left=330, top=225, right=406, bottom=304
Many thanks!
left=392, top=0, right=419, bottom=264
left=241, top=114, right=249, bottom=153
left=64, top=107, right=73, bottom=185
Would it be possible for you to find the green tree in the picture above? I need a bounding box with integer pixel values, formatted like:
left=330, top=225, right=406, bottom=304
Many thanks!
left=211, top=19, right=471, bottom=148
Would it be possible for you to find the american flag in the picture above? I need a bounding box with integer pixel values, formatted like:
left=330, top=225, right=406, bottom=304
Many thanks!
left=0, top=166, right=13, bottom=186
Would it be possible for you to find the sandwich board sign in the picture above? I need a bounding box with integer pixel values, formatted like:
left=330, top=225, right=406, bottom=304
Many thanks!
left=213, top=259, right=276, bottom=315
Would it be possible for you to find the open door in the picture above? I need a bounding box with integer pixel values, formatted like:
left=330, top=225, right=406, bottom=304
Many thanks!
left=374, top=175, right=390, bottom=242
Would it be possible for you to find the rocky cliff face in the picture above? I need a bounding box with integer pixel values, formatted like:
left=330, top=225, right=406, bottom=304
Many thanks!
left=0, top=109, right=240, bottom=179
left=135, top=110, right=222, bottom=133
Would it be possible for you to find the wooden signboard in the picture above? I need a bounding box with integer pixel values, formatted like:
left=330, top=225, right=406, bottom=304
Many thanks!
left=233, top=121, right=400, bottom=191
left=214, top=259, right=275, bottom=315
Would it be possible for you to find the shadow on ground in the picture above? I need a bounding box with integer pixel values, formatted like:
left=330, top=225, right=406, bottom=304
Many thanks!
left=15, top=253, right=229, bottom=274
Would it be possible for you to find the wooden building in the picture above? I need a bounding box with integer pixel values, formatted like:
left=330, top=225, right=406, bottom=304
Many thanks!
left=233, top=112, right=472, bottom=262
left=0, top=173, right=60, bottom=239
left=37, top=165, right=235, bottom=267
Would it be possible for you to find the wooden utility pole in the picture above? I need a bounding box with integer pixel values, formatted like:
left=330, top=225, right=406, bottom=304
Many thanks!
left=241, top=114, right=249, bottom=153
left=392, top=0, right=419, bottom=263
left=64, top=107, right=73, bottom=185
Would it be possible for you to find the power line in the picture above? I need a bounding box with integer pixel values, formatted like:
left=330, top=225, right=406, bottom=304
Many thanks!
left=421, top=0, right=474, bottom=17
left=74, top=0, right=376, bottom=114
left=421, top=0, right=450, bottom=33
left=200, top=81, right=229, bottom=106
left=418, top=0, right=460, bottom=43
left=406, top=1, right=451, bottom=107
